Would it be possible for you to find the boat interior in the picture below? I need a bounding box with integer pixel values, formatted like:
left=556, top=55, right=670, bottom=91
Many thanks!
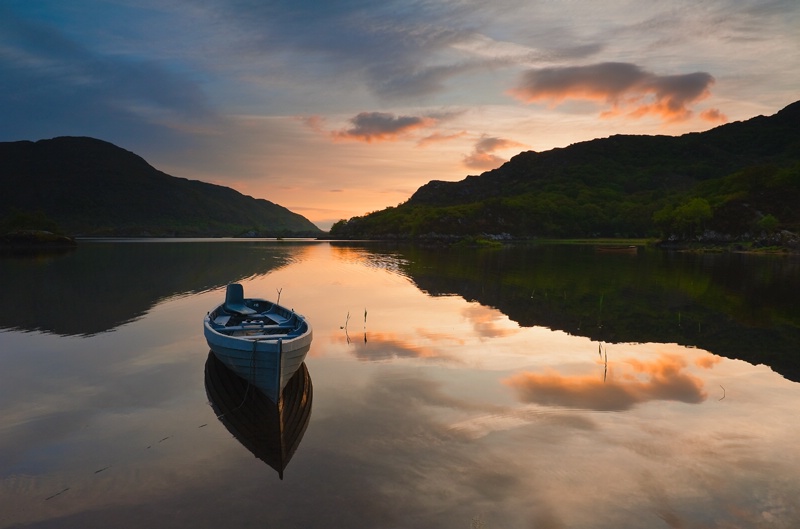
left=208, top=284, right=305, bottom=338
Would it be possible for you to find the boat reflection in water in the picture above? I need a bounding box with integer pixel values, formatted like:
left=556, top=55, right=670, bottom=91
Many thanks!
left=204, top=352, right=313, bottom=479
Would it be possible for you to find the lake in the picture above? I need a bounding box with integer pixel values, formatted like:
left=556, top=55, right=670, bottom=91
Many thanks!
left=1, top=240, right=799, bottom=528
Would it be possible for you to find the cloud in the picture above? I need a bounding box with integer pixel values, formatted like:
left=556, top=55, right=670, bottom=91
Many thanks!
left=417, top=131, right=468, bottom=147
left=333, top=112, right=438, bottom=143
left=370, top=61, right=482, bottom=100
left=462, top=304, right=521, bottom=338
left=508, top=62, right=716, bottom=122
left=298, top=115, right=326, bottom=133
left=0, top=6, right=216, bottom=148
left=694, top=354, right=722, bottom=369
left=463, top=135, right=526, bottom=170
left=700, top=108, right=728, bottom=123
left=503, top=354, right=707, bottom=411
left=463, top=152, right=507, bottom=170
left=199, top=0, right=489, bottom=100
left=334, top=331, right=459, bottom=363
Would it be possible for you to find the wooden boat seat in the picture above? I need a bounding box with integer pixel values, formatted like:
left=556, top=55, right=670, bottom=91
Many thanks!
left=213, top=314, right=231, bottom=326
left=224, top=283, right=257, bottom=315
left=222, top=324, right=295, bottom=333
left=237, top=328, right=304, bottom=338
left=266, top=312, right=290, bottom=324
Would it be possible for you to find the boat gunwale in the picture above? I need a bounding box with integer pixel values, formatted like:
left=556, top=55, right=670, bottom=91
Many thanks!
left=204, top=298, right=312, bottom=347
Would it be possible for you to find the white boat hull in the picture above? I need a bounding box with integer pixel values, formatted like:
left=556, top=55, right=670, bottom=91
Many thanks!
left=203, top=286, right=312, bottom=402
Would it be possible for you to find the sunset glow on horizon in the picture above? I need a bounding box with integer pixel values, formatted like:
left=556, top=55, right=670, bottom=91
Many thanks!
left=1, top=1, right=798, bottom=229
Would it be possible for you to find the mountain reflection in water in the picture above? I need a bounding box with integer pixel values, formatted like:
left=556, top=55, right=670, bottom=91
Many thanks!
left=204, top=352, right=312, bottom=479
left=2, top=240, right=800, bottom=528
left=0, top=239, right=297, bottom=336
left=335, top=242, right=800, bottom=382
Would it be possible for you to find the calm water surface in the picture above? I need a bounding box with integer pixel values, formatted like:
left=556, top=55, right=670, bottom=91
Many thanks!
left=1, top=240, right=799, bottom=528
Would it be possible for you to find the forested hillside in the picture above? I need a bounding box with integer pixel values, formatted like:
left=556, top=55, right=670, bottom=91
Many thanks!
left=0, top=137, right=322, bottom=237
left=331, top=101, right=800, bottom=243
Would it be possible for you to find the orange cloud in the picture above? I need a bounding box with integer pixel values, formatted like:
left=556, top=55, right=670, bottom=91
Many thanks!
left=334, top=331, right=458, bottom=362
left=416, top=329, right=467, bottom=345
left=695, top=355, right=722, bottom=369
left=463, top=151, right=506, bottom=170
left=462, top=305, right=520, bottom=338
left=417, top=130, right=468, bottom=147
left=463, top=135, right=526, bottom=170
left=333, top=111, right=437, bottom=143
left=298, top=114, right=326, bottom=133
left=503, top=354, right=707, bottom=411
left=700, top=108, right=728, bottom=123
left=508, top=62, right=717, bottom=123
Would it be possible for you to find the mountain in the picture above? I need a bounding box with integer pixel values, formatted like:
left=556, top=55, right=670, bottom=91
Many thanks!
left=0, top=137, right=323, bottom=237
left=331, top=101, right=800, bottom=242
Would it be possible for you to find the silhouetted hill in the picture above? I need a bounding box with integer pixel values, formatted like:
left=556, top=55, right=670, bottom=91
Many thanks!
left=331, top=101, right=800, bottom=242
left=0, top=137, right=323, bottom=237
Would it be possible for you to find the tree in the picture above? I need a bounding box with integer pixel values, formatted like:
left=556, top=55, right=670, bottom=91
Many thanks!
left=329, top=219, right=349, bottom=236
left=757, top=214, right=779, bottom=234
left=652, top=204, right=675, bottom=237
left=1, top=209, right=60, bottom=233
left=673, top=198, right=712, bottom=239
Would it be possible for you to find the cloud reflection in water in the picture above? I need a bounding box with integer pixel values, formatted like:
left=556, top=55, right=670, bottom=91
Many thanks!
left=504, top=353, right=709, bottom=411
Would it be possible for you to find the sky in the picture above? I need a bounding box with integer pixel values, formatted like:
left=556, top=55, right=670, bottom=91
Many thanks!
left=1, top=1, right=799, bottom=230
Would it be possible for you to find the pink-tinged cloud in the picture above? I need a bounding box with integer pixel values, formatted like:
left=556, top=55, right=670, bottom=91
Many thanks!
left=509, top=62, right=716, bottom=122
left=503, top=354, right=707, bottom=411
left=463, top=135, right=526, bottom=170
left=333, top=331, right=459, bottom=363
left=298, top=114, right=326, bottom=133
left=700, top=108, right=728, bottom=123
left=333, top=111, right=437, bottom=143
left=462, top=305, right=520, bottom=338
left=417, top=131, right=468, bottom=147
left=694, top=354, right=722, bottom=369
left=463, top=151, right=507, bottom=170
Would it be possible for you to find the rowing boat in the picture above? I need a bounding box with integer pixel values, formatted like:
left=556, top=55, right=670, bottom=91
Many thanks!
left=203, top=283, right=312, bottom=402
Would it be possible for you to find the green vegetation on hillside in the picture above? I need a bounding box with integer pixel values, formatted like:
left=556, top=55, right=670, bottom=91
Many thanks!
left=331, top=101, right=800, bottom=246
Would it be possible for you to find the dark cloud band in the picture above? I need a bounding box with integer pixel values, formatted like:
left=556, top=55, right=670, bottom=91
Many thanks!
left=510, top=61, right=717, bottom=122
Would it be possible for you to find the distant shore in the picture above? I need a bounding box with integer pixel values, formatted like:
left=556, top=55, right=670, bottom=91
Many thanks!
left=0, top=230, right=77, bottom=248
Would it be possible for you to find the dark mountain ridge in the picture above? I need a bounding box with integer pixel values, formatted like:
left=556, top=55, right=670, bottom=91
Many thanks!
left=0, top=136, right=322, bottom=237
left=412, top=100, right=799, bottom=206
left=331, top=100, right=800, bottom=242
